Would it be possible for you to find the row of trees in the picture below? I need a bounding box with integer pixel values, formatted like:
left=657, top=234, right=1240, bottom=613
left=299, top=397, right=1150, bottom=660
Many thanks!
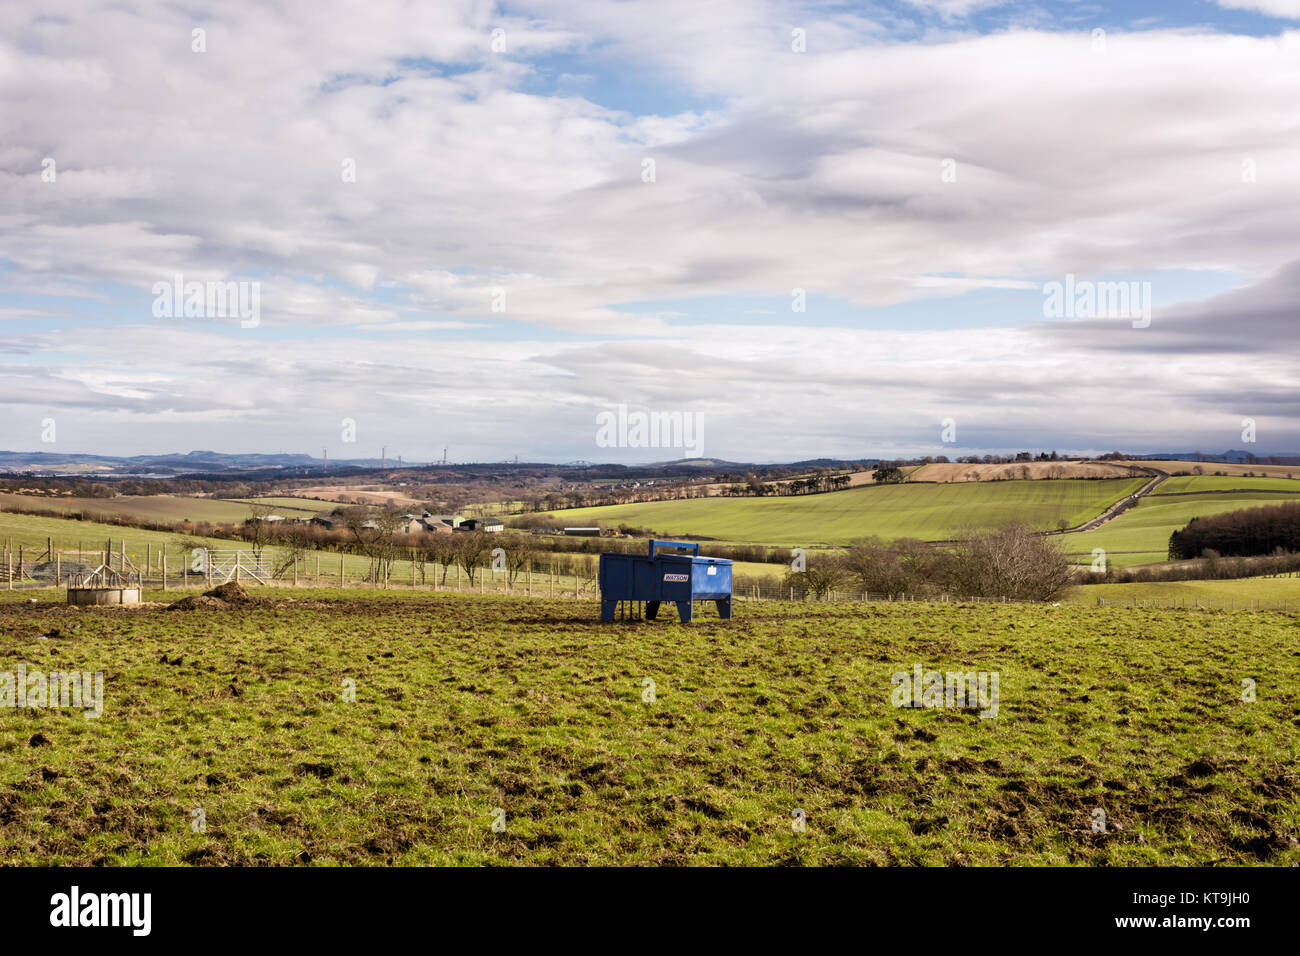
left=1101, top=547, right=1300, bottom=584
left=783, top=527, right=1074, bottom=601
left=239, top=504, right=558, bottom=586
left=1168, top=502, right=1300, bottom=559
left=723, top=473, right=854, bottom=497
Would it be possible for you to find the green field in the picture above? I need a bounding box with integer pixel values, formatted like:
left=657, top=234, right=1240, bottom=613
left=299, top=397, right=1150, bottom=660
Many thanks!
left=1, top=589, right=1295, bottom=865
left=0, top=493, right=320, bottom=525
left=538, top=479, right=1146, bottom=546
left=1065, top=492, right=1298, bottom=567
left=1152, top=476, right=1300, bottom=495
left=0, top=508, right=238, bottom=557
left=0, top=508, right=598, bottom=590
left=1068, top=575, right=1300, bottom=610
left=246, top=496, right=337, bottom=513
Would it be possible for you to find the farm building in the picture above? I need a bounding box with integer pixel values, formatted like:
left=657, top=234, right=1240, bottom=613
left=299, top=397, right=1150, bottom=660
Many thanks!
left=564, top=527, right=601, bottom=536
left=457, top=517, right=504, bottom=533
left=311, top=511, right=468, bottom=534
left=424, top=512, right=461, bottom=527
left=417, top=512, right=460, bottom=533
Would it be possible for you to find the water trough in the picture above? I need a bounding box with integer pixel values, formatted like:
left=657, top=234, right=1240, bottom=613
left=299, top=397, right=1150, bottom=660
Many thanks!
left=66, top=564, right=142, bottom=606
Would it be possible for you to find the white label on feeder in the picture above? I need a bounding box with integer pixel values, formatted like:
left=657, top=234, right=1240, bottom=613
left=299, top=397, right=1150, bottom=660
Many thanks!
left=663, top=573, right=688, bottom=582
left=707, top=566, right=717, bottom=575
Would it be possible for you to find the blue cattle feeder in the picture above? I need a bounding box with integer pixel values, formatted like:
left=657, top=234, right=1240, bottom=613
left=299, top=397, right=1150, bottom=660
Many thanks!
left=599, top=540, right=732, bottom=623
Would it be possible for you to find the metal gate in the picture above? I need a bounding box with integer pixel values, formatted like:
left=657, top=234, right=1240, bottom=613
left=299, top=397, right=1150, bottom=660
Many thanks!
left=193, top=548, right=275, bottom=584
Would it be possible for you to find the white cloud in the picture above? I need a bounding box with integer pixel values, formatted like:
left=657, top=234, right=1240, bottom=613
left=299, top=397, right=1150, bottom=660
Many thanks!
left=901, top=0, right=1009, bottom=18
left=2, top=3, right=1299, bottom=456
left=1216, top=1, right=1300, bottom=19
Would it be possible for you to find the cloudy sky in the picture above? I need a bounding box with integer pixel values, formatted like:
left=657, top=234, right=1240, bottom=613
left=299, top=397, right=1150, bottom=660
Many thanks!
left=3, top=0, right=1299, bottom=464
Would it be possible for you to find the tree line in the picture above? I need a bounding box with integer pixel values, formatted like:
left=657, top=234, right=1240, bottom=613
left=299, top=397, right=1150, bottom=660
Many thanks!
left=782, top=527, right=1074, bottom=602
left=1168, top=502, right=1300, bottom=559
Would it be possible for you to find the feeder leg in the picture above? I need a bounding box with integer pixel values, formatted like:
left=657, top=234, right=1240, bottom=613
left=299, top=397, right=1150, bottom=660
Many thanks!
left=601, top=600, right=617, bottom=623
left=646, top=600, right=661, bottom=620
left=715, top=598, right=732, bottom=620
left=675, top=600, right=693, bottom=624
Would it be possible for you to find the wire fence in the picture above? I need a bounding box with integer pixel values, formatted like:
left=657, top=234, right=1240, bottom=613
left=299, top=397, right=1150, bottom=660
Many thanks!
left=2, top=539, right=1297, bottom=613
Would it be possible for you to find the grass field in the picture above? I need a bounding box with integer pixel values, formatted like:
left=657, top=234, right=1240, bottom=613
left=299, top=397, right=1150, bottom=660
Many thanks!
left=0, top=509, right=599, bottom=589
left=538, top=479, right=1146, bottom=546
left=1065, top=492, right=1298, bottom=567
left=0, top=509, right=239, bottom=557
left=246, top=497, right=337, bottom=513
left=1150, top=476, right=1300, bottom=495
left=1142, top=461, right=1300, bottom=479
left=910, top=461, right=1141, bottom=482
left=1067, top=575, right=1300, bottom=609
left=0, top=589, right=1295, bottom=865
left=0, top=493, right=320, bottom=525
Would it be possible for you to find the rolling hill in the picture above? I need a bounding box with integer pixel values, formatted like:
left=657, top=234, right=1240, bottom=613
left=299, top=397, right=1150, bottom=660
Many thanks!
left=536, top=478, right=1147, bottom=546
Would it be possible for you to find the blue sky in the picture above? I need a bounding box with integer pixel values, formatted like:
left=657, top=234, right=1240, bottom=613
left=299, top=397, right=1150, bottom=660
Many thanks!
left=2, top=0, right=1298, bottom=462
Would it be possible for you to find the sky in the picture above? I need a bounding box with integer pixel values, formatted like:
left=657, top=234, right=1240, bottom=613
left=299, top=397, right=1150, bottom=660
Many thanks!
left=2, top=0, right=1299, bottom=464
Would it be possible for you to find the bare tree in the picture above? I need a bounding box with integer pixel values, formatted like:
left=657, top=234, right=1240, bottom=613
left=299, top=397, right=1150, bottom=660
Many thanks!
left=782, top=560, right=847, bottom=599
left=269, top=521, right=314, bottom=578
left=454, top=531, right=491, bottom=586
left=244, top=502, right=276, bottom=563
left=499, top=533, right=537, bottom=586
left=343, top=505, right=405, bottom=584
left=947, top=525, right=1073, bottom=601
left=424, top=533, right=458, bottom=585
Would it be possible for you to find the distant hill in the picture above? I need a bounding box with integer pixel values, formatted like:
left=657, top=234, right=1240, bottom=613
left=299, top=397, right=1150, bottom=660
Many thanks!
left=1134, top=450, right=1300, bottom=465
left=0, top=449, right=401, bottom=476
left=5, top=446, right=1295, bottom=480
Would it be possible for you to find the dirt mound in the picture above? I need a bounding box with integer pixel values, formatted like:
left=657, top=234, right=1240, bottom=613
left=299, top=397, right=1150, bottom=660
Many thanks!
left=165, top=581, right=256, bottom=611
left=166, top=595, right=228, bottom=611
left=205, top=582, right=253, bottom=603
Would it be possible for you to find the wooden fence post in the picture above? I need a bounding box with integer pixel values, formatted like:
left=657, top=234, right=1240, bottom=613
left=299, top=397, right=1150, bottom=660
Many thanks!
left=162, top=547, right=167, bottom=590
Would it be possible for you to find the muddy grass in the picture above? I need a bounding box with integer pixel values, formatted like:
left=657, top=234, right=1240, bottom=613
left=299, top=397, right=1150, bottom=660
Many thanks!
left=0, top=589, right=1297, bottom=865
